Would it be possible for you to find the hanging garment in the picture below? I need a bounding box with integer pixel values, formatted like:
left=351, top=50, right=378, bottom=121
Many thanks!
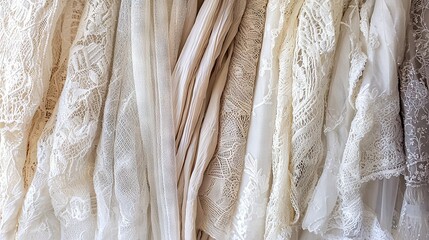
left=289, top=0, right=343, bottom=233
left=304, top=0, right=409, bottom=239
left=132, top=1, right=181, bottom=239
left=264, top=0, right=305, bottom=239
left=227, top=0, right=292, bottom=238
left=197, top=0, right=268, bottom=238
left=183, top=1, right=247, bottom=239
left=0, top=1, right=69, bottom=238
left=93, top=0, right=150, bottom=238
left=396, top=0, right=429, bottom=239
left=17, top=1, right=85, bottom=239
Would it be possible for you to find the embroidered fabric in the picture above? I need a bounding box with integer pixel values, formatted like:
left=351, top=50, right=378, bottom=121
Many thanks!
left=0, top=0, right=68, bottom=237
left=42, top=1, right=119, bottom=238
left=25, top=0, right=84, bottom=190
left=197, top=0, right=268, bottom=238
left=303, top=0, right=408, bottom=238
left=17, top=1, right=85, bottom=239
left=290, top=0, right=343, bottom=228
left=264, top=1, right=304, bottom=239
left=228, top=0, right=289, bottom=238
left=396, top=0, right=429, bottom=239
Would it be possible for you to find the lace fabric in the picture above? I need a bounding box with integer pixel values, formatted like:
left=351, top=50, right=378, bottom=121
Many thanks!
left=396, top=0, right=429, bottom=239
left=290, top=0, right=343, bottom=228
left=42, top=1, right=119, bottom=238
left=302, top=0, right=362, bottom=235
left=304, top=0, right=409, bottom=238
left=17, top=1, right=85, bottom=239
left=0, top=0, right=69, bottom=237
left=197, top=0, right=268, bottom=238
left=93, top=0, right=150, bottom=239
left=227, top=0, right=290, bottom=238
left=25, top=0, right=84, bottom=190
left=264, top=1, right=304, bottom=239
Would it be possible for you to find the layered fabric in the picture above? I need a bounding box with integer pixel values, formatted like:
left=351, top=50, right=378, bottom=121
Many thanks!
left=197, top=0, right=268, bottom=238
left=396, top=0, right=429, bottom=239
left=1, top=0, right=429, bottom=239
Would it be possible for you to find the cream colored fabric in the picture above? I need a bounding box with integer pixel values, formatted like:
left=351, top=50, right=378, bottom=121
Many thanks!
left=197, top=0, right=268, bottom=238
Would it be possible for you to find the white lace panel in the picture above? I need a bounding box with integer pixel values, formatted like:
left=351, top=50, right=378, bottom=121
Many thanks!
left=303, top=0, right=409, bottom=238
left=24, top=0, right=85, bottom=190
left=396, top=0, right=429, bottom=239
left=228, top=0, right=291, bottom=238
left=400, top=0, right=429, bottom=188
left=302, top=0, right=365, bottom=235
left=197, top=0, right=268, bottom=238
left=290, top=0, right=343, bottom=229
left=337, top=0, right=408, bottom=236
left=264, top=0, right=304, bottom=239
left=44, top=0, right=119, bottom=238
left=0, top=0, right=68, bottom=238
left=17, top=1, right=86, bottom=239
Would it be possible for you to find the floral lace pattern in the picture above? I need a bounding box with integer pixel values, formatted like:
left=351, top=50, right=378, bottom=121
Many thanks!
left=0, top=0, right=68, bottom=237
left=396, top=0, right=429, bottom=239
left=228, top=0, right=287, bottom=238
left=197, top=0, right=268, bottom=238
left=400, top=0, right=429, bottom=188
left=48, top=0, right=119, bottom=236
left=303, top=0, right=408, bottom=238
left=290, top=0, right=343, bottom=226
left=264, top=0, right=303, bottom=239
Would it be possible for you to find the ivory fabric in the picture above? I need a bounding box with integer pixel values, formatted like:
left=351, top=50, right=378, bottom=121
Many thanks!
left=1, top=0, right=428, bottom=239
left=396, top=0, right=429, bottom=238
left=197, top=0, right=268, bottom=238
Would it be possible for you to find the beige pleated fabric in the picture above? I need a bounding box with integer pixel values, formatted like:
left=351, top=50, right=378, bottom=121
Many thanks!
left=197, top=1, right=268, bottom=238
left=173, top=1, right=246, bottom=238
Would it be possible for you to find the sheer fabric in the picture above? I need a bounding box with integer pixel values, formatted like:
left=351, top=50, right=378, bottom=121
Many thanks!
left=227, top=0, right=291, bottom=238
left=93, top=0, right=150, bottom=239
left=304, top=0, right=409, bottom=239
left=132, top=0, right=181, bottom=239
left=396, top=0, right=429, bottom=239
left=0, top=0, right=427, bottom=239
left=18, top=1, right=85, bottom=238
left=0, top=1, right=68, bottom=238
left=197, top=0, right=268, bottom=238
